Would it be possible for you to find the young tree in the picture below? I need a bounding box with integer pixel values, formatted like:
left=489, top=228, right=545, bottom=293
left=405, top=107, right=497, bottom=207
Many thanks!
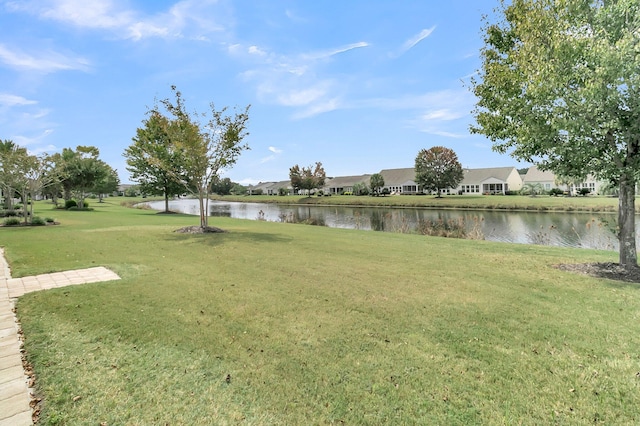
left=210, top=177, right=234, bottom=195
left=471, top=0, right=640, bottom=269
left=124, top=111, right=187, bottom=213
left=0, top=140, right=23, bottom=210
left=62, top=146, right=108, bottom=209
left=159, top=86, right=250, bottom=229
left=369, top=173, right=385, bottom=196
left=414, top=146, right=464, bottom=197
left=92, top=164, right=120, bottom=202
left=289, top=162, right=326, bottom=197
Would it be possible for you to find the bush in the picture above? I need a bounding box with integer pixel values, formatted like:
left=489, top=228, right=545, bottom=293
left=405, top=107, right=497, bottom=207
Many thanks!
left=549, top=188, right=564, bottom=197
left=65, top=199, right=78, bottom=209
left=252, top=189, right=263, bottom=195
left=45, top=217, right=55, bottom=223
left=31, top=216, right=46, bottom=226
left=578, top=188, right=591, bottom=196
left=3, top=217, right=20, bottom=226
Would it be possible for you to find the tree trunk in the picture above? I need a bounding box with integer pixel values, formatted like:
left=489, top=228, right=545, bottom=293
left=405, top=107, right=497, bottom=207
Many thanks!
left=164, top=191, right=169, bottom=213
left=618, top=174, right=637, bottom=269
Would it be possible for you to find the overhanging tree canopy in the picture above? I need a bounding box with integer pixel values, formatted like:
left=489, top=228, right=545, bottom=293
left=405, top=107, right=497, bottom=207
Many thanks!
left=471, top=0, right=640, bottom=269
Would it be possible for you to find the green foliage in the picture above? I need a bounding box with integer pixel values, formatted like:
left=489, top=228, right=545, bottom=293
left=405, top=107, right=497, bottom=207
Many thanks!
left=369, top=173, right=385, bottom=196
left=64, top=200, right=77, bottom=209
left=156, top=85, right=250, bottom=228
left=124, top=186, right=140, bottom=197
left=289, top=162, right=326, bottom=197
left=352, top=182, right=369, bottom=196
left=415, top=146, right=464, bottom=197
left=277, top=187, right=287, bottom=196
left=210, top=177, right=234, bottom=195
left=549, top=188, right=564, bottom=197
left=520, top=183, right=544, bottom=196
left=3, top=217, right=20, bottom=226
left=231, top=183, right=247, bottom=196
left=31, top=216, right=46, bottom=226
left=578, top=188, right=591, bottom=197
left=471, top=0, right=640, bottom=268
left=125, top=111, right=187, bottom=209
left=92, top=164, right=120, bottom=202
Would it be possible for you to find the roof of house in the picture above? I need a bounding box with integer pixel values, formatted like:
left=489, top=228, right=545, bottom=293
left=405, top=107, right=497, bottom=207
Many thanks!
left=325, top=174, right=371, bottom=188
left=249, top=181, right=276, bottom=191
left=523, top=165, right=556, bottom=183
left=379, top=168, right=416, bottom=185
left=269, top=180, right=292, bottom=189
left=460, top=167, right=517, bottom=185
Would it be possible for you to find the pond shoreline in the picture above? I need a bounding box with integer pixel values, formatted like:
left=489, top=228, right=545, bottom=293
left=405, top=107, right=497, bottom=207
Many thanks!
left=208, top=194, right=621, bottom=214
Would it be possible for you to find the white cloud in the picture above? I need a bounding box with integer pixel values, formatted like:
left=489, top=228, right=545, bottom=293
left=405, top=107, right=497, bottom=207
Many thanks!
left=293, top=98, right=341, bottom=119
left=0, top=94, right=37, bottom=106
left=389, top=26, right=436, bottom=58
left=268, top=146, right=282, bottom=154
left=302, top=42, right=369, bottom=61
left=422, top=109, right=464, bottom=122
left=0, top=43, right=90, bottom=73
left=400, top=27, right=436, bottom=54
left=5, top=0, right=227, bottom=41
left=240, top=40, right=368, bottom=118
left=248, top=45, right=267, bottom=56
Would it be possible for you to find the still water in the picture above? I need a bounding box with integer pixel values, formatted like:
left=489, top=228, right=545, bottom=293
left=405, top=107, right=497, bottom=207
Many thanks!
left=146, top=199, right=627, bottom=251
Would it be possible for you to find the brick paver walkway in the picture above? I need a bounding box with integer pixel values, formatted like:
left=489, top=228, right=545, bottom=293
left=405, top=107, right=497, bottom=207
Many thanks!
left=0, top=248, right=120, bottom=425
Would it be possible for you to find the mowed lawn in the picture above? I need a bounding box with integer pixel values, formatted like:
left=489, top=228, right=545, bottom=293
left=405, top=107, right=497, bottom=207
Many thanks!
left=3, top=200, right=640, bottom=425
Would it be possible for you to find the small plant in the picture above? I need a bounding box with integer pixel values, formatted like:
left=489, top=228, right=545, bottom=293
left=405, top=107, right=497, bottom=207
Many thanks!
left=31, top=216, right=46, bottom=226
left=65, top=200, right=78, bottom=209
left=256, top=210, right=266, bottom=221
left=45, top=217, right=55, bottom=223
left=3, top=217, right=21, bottom=226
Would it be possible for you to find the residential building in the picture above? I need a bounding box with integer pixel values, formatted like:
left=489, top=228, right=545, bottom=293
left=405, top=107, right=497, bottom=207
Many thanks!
left=379, top=168, right=421, bottom=194
left=457, top=167, right=523, bottom=195
left=324, top=175, right=371, bottom=195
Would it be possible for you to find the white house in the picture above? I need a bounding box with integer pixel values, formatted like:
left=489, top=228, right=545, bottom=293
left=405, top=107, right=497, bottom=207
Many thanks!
left=457, top=167, right=523, bottom=195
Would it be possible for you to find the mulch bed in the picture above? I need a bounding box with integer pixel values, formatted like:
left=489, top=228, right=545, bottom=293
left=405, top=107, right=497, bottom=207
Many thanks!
left=555, top=262, right=640, bottom=284
left=174, top=225, right=227, bottom=234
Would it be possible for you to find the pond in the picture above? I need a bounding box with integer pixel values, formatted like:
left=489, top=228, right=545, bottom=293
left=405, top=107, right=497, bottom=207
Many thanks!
left=145, top=199, right=627, bottom=251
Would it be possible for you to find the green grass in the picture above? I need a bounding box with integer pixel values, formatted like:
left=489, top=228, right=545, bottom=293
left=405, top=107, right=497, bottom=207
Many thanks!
left=212, top=194, right=621, bottom=213
left=3, top=199, right=640, bottom=425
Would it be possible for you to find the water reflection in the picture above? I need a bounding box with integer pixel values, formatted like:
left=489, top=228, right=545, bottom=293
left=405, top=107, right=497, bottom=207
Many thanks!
left=146, top=199, right=626, bottom=251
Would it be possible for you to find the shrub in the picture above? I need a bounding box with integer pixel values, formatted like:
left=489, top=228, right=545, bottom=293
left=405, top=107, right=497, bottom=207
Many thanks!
left=31, top=216, right=46, bottom=226
left=45, top=217, right=55, bottom=223
left=252, top=189, right=263, bottom=195
left=549, top=188, right=564, bottom=197
left=65, top=200, right=78, bottom=209
left=3, top=217, right=21, bottom=226
left=578, top=188, right=591, bottom=196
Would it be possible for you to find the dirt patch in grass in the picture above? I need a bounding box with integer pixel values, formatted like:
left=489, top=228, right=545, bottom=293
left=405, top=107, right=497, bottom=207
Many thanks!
left=174, top=225, right=227, bottom=234
left=555, top=262, right=640, bottom=284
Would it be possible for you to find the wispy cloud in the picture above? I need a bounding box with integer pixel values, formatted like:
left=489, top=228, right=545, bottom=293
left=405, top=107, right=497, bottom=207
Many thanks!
left=5, top=0, right=227, bottom=41
left=390, top=26, right=436, bottom=58
left=0, top=93, right=37, bottom=106
left=260, top=145, right=284, bottom=163
left=239, top=40, right=368, bottom=119
left=0, top=43, right=90, bottom=72
left=301, top=42, right=369, bottom=60
left=421, top=109, right=464, bottom=122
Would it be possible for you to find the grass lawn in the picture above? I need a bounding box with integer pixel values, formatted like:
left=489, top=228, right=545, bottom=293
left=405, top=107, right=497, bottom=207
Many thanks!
left=211, top=194, right=622, bottom=213
left=3, top=199, right=640, bottom=424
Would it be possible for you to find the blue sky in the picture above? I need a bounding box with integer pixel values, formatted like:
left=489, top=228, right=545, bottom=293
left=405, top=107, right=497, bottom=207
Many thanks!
left=0, top=0, right=520, bottom=185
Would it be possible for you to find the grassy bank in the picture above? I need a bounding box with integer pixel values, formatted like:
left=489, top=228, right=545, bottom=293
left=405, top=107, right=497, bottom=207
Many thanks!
left=4, top=200, right=640, bottom=424
left=211, top=194, right=621, bottom=213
